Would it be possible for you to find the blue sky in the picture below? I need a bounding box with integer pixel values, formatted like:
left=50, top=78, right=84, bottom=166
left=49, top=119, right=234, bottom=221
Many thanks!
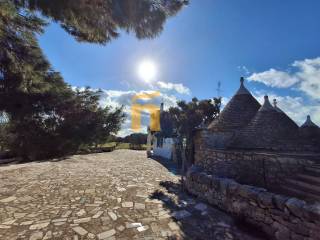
left=39, top=0, right=320, bottom=135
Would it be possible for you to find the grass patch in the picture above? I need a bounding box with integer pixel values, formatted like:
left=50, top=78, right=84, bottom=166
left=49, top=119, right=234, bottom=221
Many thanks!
left=101, top=142, right=117, bottom=148
left=85, top=142, right=147, bottom=152
left=115, top=143, right=130, bottom=149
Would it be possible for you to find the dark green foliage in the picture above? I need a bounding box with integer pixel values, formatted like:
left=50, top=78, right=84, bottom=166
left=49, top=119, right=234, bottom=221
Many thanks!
left=159, top=111, right=175, bottom=138
left=168, top=97, right=221, bottom=137
left=0, top=1, right=126, bottom=159
left=124, top=133, right=147, bottom=145
left=15, top=0, right=188, bottom=44
left=120, top=133, right=147, bottom=150
left=107, top=134, right=123, bottom=143
left=167, top=97, right=221, bottom=165
left=0, top=123, right=8, bottom=151
left=0, top=0, right=186, bottom=160
left=6, top=88, right=125, bottom=160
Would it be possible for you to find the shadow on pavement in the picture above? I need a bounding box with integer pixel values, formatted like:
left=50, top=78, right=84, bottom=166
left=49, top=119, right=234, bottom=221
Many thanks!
left=149, top=180, right=267, bottom=240
left=149, top=155, right=181, bottom=175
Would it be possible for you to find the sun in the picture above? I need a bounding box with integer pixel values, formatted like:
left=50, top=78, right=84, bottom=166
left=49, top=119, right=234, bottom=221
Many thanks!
left=137, top=60, right=157, bottom=82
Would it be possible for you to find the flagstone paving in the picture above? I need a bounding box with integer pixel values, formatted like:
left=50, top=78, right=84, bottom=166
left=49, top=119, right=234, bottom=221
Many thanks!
left=0, top=150, right=264, bottom=240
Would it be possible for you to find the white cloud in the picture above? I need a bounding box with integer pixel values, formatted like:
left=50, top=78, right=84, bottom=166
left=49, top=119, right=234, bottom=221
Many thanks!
left=237, top=65, right=251, bottom=75
left=248, top=68, right=299, bottom=88
left=221, top=97, right=230, bottom=109
left=248, top=57, right=320, bottom=99
left=99, top=89, right=178, bottom=137
left=156, top=81, right=191, bottom=95
left=292, top=58, right=320, bottom=99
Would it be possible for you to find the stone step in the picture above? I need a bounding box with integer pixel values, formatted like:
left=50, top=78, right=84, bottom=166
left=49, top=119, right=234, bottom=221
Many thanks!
left=305, top=167, right=320, bottom=176
left=280, top=186, right=320, bottom=203
left=306, top=166, right=320, bottom=171
left=296, top=174, right=320, bottom=185
left=285, top=179, right=320, bottom=195
left=0, top=158, right=16, bottom=164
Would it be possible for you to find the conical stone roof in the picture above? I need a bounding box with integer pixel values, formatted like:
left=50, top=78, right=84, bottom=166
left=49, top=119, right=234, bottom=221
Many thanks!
left=272, top=99, right=282, bottom=113
left=301, top=115, right=319, bottom=128
left=208, top=77, right=261, bottom=132
left=272, top=98, right=300, bottom=136
left=299, top=115, right=320, bottom=142
left=231, top=96, right=299, bottom=151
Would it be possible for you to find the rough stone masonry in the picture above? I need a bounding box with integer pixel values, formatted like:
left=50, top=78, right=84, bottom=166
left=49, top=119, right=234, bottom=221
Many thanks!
left=186, top=166, right=320, bottom=240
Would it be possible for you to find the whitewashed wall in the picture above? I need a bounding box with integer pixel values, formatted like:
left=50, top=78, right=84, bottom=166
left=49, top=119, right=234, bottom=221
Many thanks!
left=153, top=138, right=174, bottom=160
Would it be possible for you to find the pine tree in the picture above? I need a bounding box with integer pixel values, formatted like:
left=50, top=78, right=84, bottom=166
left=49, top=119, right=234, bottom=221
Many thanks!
left=167, top=98, right=221, bottom=165
left=16, top=0, right=188, bottom=43
left=0, top=0, right=187, bottom=160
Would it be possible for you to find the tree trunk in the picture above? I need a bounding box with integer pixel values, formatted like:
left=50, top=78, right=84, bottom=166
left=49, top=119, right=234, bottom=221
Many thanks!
left=175, top=136, right=183, bottom=166
left=185, top=131, right=195, bottom=169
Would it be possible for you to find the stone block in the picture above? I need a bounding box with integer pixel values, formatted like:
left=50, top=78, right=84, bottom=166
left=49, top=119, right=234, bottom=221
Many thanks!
left=227, top=181, right=239, bottom=196
left=290, top=223, right=310, bottom=237
left=211, top=177, right=221, bottom=189
left=72, top=226, right=88, bottom=236
left=272, top=194, right=289, bottom=210
left=257, top=192, right=273, bottom=208
left=238, top=185, right=265, bottom=200
left=251, top=208, right=265, bottom=222
left=302, top=203, right=320, bottom=222
left=219, top=179, right=229, bottom=196
left=275, top=226, right=290, bottom=240
left=97, top=229, right=116, bottom=239
left=290, top=232, right=306, bottom=240
left=285, top=198, right=306, bottom=218
left=269, top=209, right=283, bottom=217
left=231, top=201, right=248, bottom=215
left=201, top=174, right=212, bottom=186
left=261, top=224, right=276, bottom=237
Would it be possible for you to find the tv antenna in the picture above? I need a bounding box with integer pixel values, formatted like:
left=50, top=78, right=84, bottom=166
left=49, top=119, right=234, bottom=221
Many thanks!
left=216, top=81, right=222, bottom=97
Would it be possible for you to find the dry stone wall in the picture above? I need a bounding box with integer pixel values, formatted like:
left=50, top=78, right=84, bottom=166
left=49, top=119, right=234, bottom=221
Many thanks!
left=186, top=166, right=320, bottom=240
left=194, top=130, right=316, bottom=189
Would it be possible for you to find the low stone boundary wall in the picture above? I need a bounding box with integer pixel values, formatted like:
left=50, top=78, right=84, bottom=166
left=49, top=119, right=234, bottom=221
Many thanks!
left=186, top=166, right=320, bottom=240
left=194, top=147, right=316, bottom=189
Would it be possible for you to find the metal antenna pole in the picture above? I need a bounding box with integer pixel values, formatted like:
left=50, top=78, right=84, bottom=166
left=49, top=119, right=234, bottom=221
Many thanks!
left=216, top=81, right=221, bottom=97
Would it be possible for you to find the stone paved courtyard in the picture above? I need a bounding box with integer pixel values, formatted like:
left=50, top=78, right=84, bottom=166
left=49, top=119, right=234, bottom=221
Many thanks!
left=0, top=150, right=264, bottom=240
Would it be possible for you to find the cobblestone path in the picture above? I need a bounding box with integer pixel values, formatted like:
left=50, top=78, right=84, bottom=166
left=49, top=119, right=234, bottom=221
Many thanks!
left=0, top=150, right=264, bottom=240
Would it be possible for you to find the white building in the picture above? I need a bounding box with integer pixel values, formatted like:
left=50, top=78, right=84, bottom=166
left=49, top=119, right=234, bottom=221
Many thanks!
left=146, top=103, right=176, bottom=161
left=152, top=137, right=174, bottom=160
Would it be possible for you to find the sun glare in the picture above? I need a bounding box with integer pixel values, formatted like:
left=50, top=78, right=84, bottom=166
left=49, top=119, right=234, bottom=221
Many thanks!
left=138, top=60, right=157, bottom=82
